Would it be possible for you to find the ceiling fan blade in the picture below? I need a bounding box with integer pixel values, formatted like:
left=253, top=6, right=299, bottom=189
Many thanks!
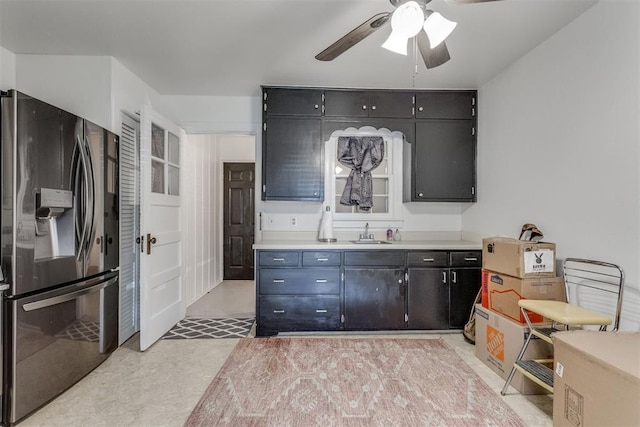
left=315, top=12, right=391, bottom=61
left=417, top=31, right=450, bottom=69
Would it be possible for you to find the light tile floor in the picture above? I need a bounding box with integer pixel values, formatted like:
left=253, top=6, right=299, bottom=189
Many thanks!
left=18, top=281, right=553, bottom=426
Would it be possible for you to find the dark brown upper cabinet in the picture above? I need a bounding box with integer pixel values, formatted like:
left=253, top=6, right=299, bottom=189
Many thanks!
left=263, top=87, right=323, bottom=116
left=415, top=91, right=476, bottom=120
left=324, top=90, right=414, bottom=118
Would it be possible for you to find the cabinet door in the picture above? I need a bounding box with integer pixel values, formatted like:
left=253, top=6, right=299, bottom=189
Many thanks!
left=407, top=268, right=449, bottom=329
left=414, top=120, right=476, bottom=201
left=415, top=91, right=475, bottom=119
left=324, top=90, right=369, bottom=117
left=324, top=90, right=414, bottom=118
left=344, top=268, right=405, bottom=330
left=262, top=117, right=323, bottom=201
left=264, top=88, right=323, bottom=116
left=449, top=267, right=481, bottom=329
left=369, top=92, right=414, bottom=118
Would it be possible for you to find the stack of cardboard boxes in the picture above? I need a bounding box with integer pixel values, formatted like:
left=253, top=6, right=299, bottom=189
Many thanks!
left=475, top=237, right=567, bottom=394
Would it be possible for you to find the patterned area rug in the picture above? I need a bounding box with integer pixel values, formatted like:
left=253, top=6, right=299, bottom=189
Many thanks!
left=162, top=318, right=254, bottom=339
left=184, top=337, right=526, bottom=426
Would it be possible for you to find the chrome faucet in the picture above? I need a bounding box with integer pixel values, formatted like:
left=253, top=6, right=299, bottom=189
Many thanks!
left=360, top=222, right=372, bottom=241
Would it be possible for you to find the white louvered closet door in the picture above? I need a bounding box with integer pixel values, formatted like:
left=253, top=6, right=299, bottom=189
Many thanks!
left=119, top=113, right=141, bottom=345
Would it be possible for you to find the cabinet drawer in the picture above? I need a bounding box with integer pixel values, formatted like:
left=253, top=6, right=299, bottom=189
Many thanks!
left=344, top=251, right=405, bottom=267
left=450, top=251, right=481, bottom=267
left=407, top=251, right=448, bottom=267
left=259, top=295, right=341, bottom=331
left=302, top=251, right=341, bottom=266
left=259, top=268, right=340, bottom=295
left=258, top=251, right=299, bottom=266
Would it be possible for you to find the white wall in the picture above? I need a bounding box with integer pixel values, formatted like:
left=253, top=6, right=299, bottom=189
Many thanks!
left=463, top=0, right=640, bottom=330
left=183, top=134, right=255, bottom=304
left=0, top=46, right=16, bottom=90
left=15, top=55, right=113, bottom=130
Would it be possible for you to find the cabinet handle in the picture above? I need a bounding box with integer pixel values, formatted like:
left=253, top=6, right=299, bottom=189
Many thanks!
left=418, top=106, right=424, bottom=112
left=314, top=104, right=319, bottom=109
left=442, top=272, right=447, bottom=284
left=418, top=192, right=424, bottom=197
left=316, top=258, right=329, bottom=262
left=273, top=279, right=285, bottom=283
left=273, top=309, right=285, bottom=314
left=315, top=279, right=328, bottom=283
left=452, top=271, right=457, bottom=283
left=371, top=105, right=376, bottom=110
left=272, top=258, right=285, bottom=262
left=362, top=105, right=367, bottom=110
left=464, top=257, right=478, bottom=261
left=422, top=258, right=435, bottom=262
left=315, top=309, right=328, bottom=313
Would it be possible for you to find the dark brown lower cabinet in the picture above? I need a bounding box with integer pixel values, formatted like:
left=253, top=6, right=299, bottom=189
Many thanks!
left=255, top=249, right=481, bottom=336
left=343, top=268, right=406, bottom=330
left=449, top=267, right=481, bottom=328
left=407, top=268, right=449, bottom=329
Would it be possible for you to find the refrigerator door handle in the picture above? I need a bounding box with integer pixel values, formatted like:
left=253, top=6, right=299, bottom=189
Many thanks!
left=21, top=276, right=118, bottom=312
left=82, top=135, right=97, bottom=263
left=74, top=134, right=89, bottom=262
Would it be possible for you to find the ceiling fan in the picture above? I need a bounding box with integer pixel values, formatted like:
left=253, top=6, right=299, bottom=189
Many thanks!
left=315, top=0, right=501, bottom=69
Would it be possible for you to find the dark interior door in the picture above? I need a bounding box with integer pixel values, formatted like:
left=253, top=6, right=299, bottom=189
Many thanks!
left=223, top=163, right=255, bottom=280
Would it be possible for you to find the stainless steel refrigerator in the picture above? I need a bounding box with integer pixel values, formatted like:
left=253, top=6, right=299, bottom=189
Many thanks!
left=0, top=90, right=119, bottom=425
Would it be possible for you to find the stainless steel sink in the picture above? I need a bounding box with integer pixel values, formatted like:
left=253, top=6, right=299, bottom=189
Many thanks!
left=350, top=240, right=392, bottom=244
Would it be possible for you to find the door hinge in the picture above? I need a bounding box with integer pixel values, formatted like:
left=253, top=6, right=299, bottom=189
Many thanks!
left=341, top=314, right=345, bottom=323
left=341, top=272, right=344, bottom=282
left=404, top=313, right=409, bottom=322
left=471, top=107, right=475, bottom=117
left=263, top=123, right=267, bottom=131
left=471, top=186, right=475, bottom=196
left=472, top=97, right=476, bottom=106
left=471, top=127, right=475, bottom=136
left=262, top=184, right=266, bottom=193
left=404, top=271, right=408, bottom=282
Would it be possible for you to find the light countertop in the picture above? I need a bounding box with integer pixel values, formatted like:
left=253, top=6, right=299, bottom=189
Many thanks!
left=253, top=239, right=482, bottom=250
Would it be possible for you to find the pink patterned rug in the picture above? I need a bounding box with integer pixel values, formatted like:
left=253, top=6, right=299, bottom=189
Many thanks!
left=184, top=337, right=525, bottom=426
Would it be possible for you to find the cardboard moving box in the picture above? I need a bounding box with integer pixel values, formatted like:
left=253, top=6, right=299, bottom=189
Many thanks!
left=474, top=304, right=552, bottom=395
left=483, top=237, right=556, bottom=278
left=484, top=270, right=566, bottom=323
left=553, top=331, right=640, bottom=427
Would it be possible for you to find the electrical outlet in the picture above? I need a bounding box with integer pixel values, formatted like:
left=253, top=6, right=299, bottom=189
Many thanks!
left=290, top=216, right=297, bottom=226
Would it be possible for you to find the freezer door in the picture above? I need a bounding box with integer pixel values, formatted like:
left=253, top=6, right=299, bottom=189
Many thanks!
left=3, top=273, right=118, bottom=424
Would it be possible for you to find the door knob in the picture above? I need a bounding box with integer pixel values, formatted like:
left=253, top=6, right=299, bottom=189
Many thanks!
left=146, top=233, right=157, bottom=255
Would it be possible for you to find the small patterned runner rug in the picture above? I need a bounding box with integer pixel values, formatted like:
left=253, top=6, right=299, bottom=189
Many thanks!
left=162, top=317, right=254, bottom=339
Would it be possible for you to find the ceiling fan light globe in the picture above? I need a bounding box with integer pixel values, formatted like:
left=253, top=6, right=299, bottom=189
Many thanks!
left=423, top=12, right=457, bottom=49
left=390, top=1, right=425, bottom=38
left=382, top=31, right=409, bottom=55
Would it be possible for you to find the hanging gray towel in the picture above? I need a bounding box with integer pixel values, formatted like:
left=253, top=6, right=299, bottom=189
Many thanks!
left=337, top=136, right=384, bottom=210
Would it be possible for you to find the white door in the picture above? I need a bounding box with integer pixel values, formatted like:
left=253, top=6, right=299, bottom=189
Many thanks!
left=139, top=104, right=185, bottom=351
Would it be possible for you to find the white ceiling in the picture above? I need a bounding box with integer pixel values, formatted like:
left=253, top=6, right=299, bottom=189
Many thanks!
left=0, top=0, right=598, bottom=97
